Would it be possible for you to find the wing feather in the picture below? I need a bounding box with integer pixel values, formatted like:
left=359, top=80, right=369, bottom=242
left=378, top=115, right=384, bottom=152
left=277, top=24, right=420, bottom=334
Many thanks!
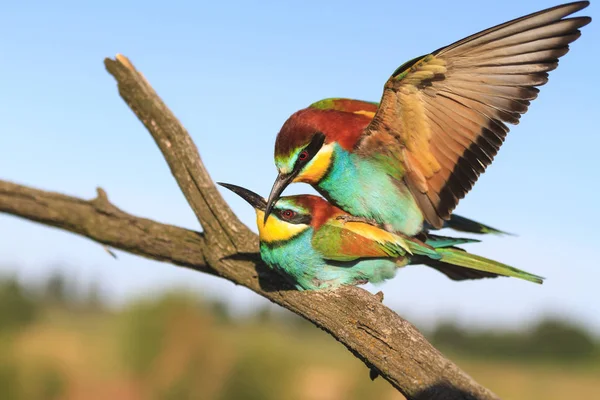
left=438, top=3, right=589, bottom=56
left=357, top=2, right=590, bottom=227
left=312, top=220, right=412, bottom=261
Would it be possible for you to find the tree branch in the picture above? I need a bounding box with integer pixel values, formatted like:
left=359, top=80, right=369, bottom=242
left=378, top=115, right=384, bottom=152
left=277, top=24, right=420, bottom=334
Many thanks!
left=0, top=180, right=212, bottom=275
left=0, top=54, right=500, bottom=400
left=104, top=55, right=255, bottom=254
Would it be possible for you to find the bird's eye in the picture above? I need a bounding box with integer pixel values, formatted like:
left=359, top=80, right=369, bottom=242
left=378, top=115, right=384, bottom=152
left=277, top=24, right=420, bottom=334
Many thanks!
left=298, top=150, right=309, bottom=161
left=281, top=210, right=296, bottom=220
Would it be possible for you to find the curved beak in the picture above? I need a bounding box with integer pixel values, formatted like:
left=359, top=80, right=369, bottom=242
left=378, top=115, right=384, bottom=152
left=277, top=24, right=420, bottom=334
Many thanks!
left=264, top=172, right=294, bottom=223
left=217, top=182, right=266, bottom=211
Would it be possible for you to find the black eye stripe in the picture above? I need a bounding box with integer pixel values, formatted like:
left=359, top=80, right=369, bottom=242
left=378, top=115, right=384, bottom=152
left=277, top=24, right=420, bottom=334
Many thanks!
left=293, top=132, right=326, bottom=170
left=276, top=209, right=312, bottom=225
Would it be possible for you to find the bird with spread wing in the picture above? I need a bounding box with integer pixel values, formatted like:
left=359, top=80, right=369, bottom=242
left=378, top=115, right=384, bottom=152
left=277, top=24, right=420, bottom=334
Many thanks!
left=264, top=2, right=591, bottom=236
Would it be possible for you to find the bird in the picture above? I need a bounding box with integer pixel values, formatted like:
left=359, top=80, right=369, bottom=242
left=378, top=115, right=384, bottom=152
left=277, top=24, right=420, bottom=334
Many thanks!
left=264, top=2, right=591, bottom=237
left=270, top=98, right=513, bottom=236
left=219, top=182, right=544, bottom=291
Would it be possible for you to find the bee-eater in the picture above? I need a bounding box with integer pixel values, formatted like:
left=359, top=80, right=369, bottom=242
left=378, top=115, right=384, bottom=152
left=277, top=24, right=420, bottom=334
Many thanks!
left=219, top=183, right=543, bottom=291
left=265, top=2, right=591, bottom=236
left=272, top=98, right=512, bottom=236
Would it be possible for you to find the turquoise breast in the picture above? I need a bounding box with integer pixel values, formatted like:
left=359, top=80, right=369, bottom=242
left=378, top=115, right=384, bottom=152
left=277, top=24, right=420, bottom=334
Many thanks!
left=317, top=144, right=424, bottom=235
left=259, top=229, right=398, bottom=290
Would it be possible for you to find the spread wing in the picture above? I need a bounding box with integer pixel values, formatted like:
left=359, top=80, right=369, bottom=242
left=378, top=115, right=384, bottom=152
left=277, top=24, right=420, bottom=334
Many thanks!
left=356, top=2, right=590, bottom=228
left=312, top=219, right=437, bottom=261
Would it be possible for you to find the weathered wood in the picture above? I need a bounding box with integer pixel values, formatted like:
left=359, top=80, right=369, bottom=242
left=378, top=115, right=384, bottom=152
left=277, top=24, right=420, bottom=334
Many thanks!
left=0, top=181, right=211, bottom=275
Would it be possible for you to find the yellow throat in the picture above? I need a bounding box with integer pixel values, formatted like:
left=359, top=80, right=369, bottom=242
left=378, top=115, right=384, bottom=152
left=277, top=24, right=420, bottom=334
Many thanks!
left=255, top=210, right=309, bottom=243
left=293, top=143, right=334, bottom=183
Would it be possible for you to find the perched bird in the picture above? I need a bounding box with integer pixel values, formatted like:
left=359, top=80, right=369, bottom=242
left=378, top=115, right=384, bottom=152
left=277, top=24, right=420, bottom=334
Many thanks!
left=219, top=183, right=543, bottom=290
left=265, top=2, right=591, bottom=236
left=271, top=98, right=512, bottom=236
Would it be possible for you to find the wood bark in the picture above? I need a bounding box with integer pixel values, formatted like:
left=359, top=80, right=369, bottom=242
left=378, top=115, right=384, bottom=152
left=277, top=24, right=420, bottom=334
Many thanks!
left=0, top=54, right=500, bottom=400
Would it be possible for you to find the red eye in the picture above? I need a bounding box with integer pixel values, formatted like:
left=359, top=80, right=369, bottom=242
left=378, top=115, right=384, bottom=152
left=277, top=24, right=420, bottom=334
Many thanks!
left=298, top=151, right=309, bottom=161
left=281, top=210, right=296, bottom=220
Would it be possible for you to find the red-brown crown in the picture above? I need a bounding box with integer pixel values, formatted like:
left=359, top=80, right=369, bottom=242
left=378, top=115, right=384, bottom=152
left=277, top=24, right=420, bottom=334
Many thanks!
left=274, top=99, right=378, bottom=158
left=284, top=194, right=347, bottom=229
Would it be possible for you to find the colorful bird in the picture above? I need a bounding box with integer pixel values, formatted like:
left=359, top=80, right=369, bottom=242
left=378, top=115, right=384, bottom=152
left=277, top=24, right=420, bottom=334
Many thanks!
left=272, top=98, right=513, bottom=236
left=219, top=183, right=543, bottom=290
left=264, top=2, right=591, bottom=236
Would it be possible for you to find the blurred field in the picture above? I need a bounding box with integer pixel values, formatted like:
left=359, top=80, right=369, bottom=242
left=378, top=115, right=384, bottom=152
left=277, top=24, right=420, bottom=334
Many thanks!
left=1, top=273, right=599, bottom=400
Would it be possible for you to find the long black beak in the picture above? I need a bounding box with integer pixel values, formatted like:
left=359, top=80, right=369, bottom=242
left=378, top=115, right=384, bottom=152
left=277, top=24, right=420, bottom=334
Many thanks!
left=217, top=182, right=267, bottom=211
left=264, top=172, right=294, bottom=223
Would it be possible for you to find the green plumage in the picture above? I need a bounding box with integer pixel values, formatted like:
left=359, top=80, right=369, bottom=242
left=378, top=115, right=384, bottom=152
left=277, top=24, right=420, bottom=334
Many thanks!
left=436, top=248, right=544, bottom=284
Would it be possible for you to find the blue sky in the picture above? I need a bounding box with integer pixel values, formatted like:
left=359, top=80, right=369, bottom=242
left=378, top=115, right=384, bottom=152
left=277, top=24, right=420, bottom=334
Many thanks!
left=1, top=0, right=599, bottom=332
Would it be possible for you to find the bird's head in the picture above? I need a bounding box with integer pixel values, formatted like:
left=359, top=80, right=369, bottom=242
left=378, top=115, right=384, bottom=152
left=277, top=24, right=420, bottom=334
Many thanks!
left=265, top=98, right=378, bottom=221
left=218, top=182, right=341, bottom=244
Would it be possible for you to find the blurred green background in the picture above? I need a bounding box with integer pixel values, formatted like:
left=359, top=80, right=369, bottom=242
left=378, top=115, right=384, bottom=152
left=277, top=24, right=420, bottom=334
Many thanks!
left=1, top=271, right=598, bottom=400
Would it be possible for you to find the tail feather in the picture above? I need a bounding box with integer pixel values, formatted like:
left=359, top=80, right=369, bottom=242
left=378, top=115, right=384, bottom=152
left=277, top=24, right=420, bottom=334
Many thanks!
left=417, top=257, right=500, bottom=281
left=434, top=214, right=515, bottom=236
left=413, top=245, right=499, bottom=281
left=425, top=234, right=481, bottom=248
left=436, top=247, right=544, bottom=284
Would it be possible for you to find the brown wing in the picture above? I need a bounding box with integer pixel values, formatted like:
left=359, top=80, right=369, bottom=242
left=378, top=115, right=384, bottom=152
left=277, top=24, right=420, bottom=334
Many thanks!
left=356, top=2, right=590, bottom=228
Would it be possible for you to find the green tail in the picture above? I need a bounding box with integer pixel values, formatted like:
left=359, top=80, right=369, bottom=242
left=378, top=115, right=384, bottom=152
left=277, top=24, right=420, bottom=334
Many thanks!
left=406, top=234, right=479, bottom=260
left=436, top=247, right=544, bottom=284
left=405, top=240, right=441, bottom=259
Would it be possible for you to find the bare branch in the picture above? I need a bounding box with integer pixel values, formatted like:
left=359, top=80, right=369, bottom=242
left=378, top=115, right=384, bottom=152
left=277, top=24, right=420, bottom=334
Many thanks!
left=0, top=55, right=501, bottom=400
left=0, top=180, right=212, bottom=275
